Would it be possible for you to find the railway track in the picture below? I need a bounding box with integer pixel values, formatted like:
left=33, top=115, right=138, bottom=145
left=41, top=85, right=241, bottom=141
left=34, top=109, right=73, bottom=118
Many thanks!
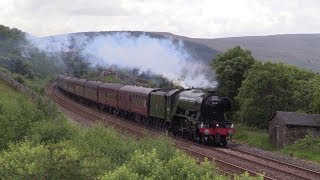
left=211, top=147, right=320, bottom=179
left=47, top=82, right=320, bottom=180
left=229, top=147, right=320, bottom=179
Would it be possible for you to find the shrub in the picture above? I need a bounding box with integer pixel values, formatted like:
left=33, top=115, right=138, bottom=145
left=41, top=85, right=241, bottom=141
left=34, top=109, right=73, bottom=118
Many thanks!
left=0, top=141, right=50, bottom=179
left=0, top=95, right=44, bottom=150
left=70, top=124, right=138, bottom=166
left=27, top=118, right=79, bottom=144
left=14, top=74, right=25, bottom=84
left=102, top=149, right=223, bottom=180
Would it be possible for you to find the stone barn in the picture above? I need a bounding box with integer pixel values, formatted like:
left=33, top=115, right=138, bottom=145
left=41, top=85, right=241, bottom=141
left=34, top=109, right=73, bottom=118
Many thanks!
left=269, top=111, right=320, bottom=148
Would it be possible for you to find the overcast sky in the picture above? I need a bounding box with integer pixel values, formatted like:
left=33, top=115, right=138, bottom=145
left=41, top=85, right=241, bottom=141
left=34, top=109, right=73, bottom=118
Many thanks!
left=1, top=0, right=319, bottom=38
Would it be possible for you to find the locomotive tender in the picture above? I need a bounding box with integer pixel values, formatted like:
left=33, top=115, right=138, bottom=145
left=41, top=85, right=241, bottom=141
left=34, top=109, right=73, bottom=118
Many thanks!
left=57, top=75, right=235, bottom=146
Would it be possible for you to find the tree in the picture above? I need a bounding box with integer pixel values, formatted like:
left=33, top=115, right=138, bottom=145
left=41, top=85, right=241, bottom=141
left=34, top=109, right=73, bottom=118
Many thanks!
left=308, top=75, right=320, bottom=113
left=236, top=62, right=315, bottom=128
left=211, top=46, right=255, bottom=108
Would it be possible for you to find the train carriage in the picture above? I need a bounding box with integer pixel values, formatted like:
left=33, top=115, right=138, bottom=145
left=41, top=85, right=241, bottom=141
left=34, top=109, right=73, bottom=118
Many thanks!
left=69, top=78, right=86, bottom=97
left=84, top=80, right=103, bottom=102
left=57, top=75, right=71, bottom=92
left=98, top=83, right=124, bottom=109
left=66, top=78, right=78, bottom=95
left=118, top=85, right=157, bottom=117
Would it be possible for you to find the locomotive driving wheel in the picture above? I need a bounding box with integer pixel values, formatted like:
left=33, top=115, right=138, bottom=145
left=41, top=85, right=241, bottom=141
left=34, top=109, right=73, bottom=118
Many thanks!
left=220, top=137, right=227, bottom=147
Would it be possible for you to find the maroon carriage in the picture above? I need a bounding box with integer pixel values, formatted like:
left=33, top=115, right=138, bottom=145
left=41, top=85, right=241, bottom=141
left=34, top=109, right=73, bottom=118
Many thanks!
left=68, top=78, right=86, bottom=97
left=83, top=80, right=103, bottom=102
left=98, top=83, right=124, bottom=109
left=118, top=85, right=157, bottom=117
left=57, top=75, right=70, bottom=92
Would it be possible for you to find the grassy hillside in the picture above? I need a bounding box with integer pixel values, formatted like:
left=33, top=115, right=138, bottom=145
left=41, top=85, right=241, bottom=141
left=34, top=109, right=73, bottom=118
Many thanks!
left=176, top=34, right=320, bottom=72
left=0, top=25, right=64, bottom=83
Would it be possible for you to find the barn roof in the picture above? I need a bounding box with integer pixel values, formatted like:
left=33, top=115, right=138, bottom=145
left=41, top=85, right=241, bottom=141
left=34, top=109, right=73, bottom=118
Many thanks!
left=271, top=111, right=320, bottom=127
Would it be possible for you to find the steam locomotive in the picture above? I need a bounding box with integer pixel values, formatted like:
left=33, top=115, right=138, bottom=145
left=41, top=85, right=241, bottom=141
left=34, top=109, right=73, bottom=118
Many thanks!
left=57, top=75, right=235, bottom=146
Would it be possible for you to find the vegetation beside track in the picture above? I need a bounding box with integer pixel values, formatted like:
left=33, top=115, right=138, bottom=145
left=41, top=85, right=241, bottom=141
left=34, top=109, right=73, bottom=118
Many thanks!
left=281, top=134, right=320, bottom=163
left=233, top=124, right=320, bottom=163
left=233, top=124, right=275, bottom=151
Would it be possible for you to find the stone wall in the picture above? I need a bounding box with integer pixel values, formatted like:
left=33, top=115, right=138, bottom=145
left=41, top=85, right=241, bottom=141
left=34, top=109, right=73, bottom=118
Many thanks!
left=269, top=114, right=287, bottom=147
left=0, top=70, right=36, bottom=100
left=286, top=126, right=320, bottom=145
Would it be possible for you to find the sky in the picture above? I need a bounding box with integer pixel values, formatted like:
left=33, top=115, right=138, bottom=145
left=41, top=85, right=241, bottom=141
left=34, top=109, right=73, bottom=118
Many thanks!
left=1, top=0, right=319, bottom=38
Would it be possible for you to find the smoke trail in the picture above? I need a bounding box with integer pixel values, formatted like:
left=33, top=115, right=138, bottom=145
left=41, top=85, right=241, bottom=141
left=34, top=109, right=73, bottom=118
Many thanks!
left=27, top=32, right=217, bottom=88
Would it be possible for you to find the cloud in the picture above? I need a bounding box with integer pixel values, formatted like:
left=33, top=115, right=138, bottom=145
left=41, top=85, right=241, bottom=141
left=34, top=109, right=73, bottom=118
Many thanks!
left=0, top=0, right=320, bottom=38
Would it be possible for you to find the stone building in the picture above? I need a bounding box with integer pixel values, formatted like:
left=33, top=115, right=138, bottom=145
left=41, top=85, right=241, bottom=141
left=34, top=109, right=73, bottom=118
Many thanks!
left=269, top=111, right=320, bottom=147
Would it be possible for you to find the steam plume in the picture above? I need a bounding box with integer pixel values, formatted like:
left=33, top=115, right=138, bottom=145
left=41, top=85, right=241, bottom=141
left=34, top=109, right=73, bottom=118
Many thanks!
left=27, top=32, right=217, bottom=88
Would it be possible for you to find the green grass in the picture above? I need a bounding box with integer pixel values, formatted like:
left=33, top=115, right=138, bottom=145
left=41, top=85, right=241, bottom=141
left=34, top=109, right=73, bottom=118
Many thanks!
left=233, top=124, right=276, bottom=151
left=25, top=76, right=54, bottom=94
left=0, top=78, right=20, bottom=96
left=281, top=134, right=320, bottom=163
left=104, top=74, right=123, bottom=83
left=234, top=124, right=320, bottom=163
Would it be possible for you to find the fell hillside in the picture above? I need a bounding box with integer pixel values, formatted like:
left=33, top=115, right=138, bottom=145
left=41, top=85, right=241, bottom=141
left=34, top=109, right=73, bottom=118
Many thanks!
left=40, top=31, right=320, bottom=72
left=167, top=33, right=320, bottom=72
left=44, top=31, right=221, bottom=64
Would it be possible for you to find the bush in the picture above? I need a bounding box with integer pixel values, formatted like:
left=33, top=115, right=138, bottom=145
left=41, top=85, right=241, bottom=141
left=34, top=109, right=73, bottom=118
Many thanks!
left=70, top=124, right=139, bottom=166
left=35, top=96, right=59, bottom=119
left=27, top=118, right=79, bottom=144
left=14, top=74, right=25, bottom=84
left=102, top=149, right=223, bottom=180
left=0, top=141, right=50, bottom=179
left=101, top=165, right=140, bottom=180
left=0, top=95, right=44, bottom=150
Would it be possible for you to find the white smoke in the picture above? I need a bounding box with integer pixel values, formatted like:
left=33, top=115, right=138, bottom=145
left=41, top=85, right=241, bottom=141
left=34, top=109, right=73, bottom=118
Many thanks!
left=27, top=32, right=217, bottom=88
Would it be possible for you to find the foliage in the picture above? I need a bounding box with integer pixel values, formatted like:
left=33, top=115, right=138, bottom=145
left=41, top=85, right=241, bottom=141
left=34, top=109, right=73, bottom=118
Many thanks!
left=0, top=25, right=64, bottom=82
left=233, top=124, right=275, bottom=151
left=14, top=74, right=26, bottom=84
left=102, top=149, right=224, bottom=180
left=234, top=172, right=264, bottom=180
left=104, top=74, right=123, bottom=83
left=0, top=141, right=50, bottom=179
left=0, top=123, right=237, bottom=179
left=212, top=46, right=255, bottom=107
left=236, top=61, right=315, bottom=128
left=308, top=75, right=320, bottom=113
left=35, top=96, right=59, bottom=119
left=281, top=133, right=320, bottom=162
left=0, top=80, right=45, bottom=150
left=27, top=119, right=79, bottom=144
